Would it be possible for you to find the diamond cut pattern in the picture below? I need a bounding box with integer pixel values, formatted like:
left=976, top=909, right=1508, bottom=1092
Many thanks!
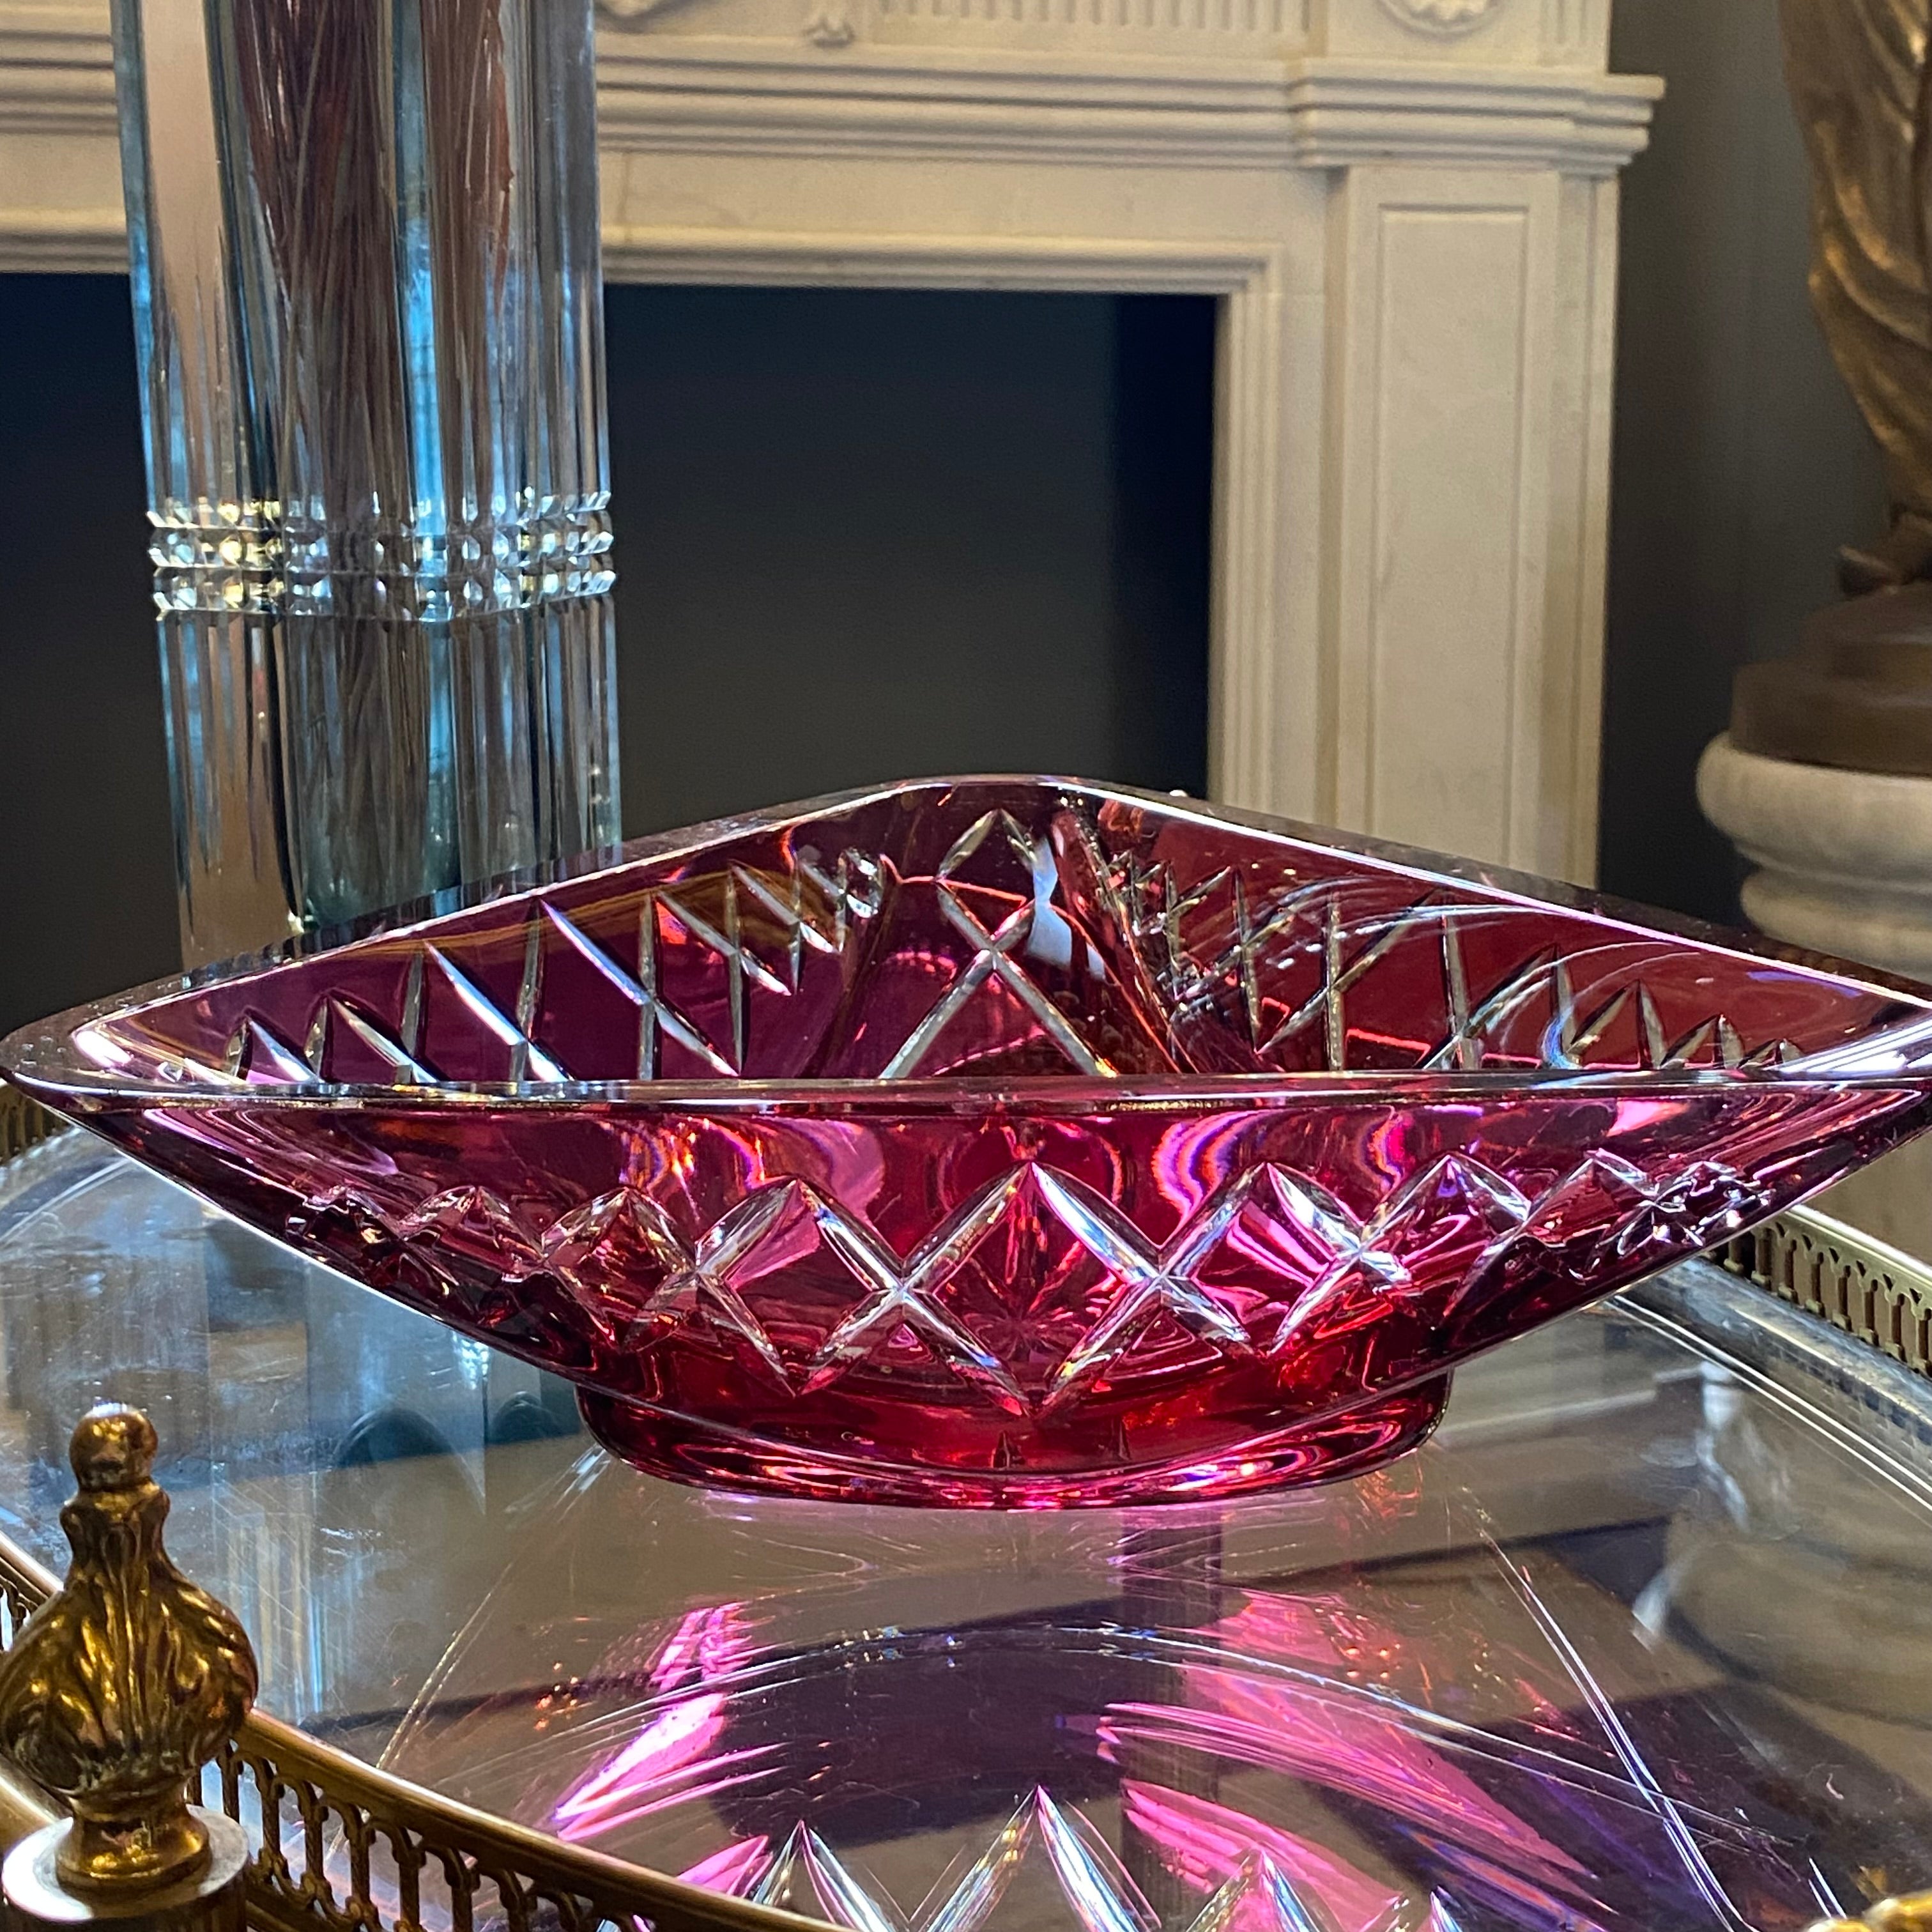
left=326, top=1149, right=1745, bottom=1431
left=140, top=793, right=1896, bottom=1094
left=882, top=811, right=1111, bottom=1078
left=210, top=844, right=884, bottom=1089
left=1115, top=860, right=1807, bottom=1080
left=682, top=1791, right=1425, bottom=1932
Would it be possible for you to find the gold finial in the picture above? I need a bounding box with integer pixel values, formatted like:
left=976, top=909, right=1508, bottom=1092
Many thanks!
left=1869, top=1903, right=1932, bottom=1932
left=1811, top=1896, right=1932, bottom=1932
left=0, top=1404, right=257, bottom=1894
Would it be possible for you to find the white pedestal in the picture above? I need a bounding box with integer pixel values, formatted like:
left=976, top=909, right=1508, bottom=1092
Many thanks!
left=1698, top=733, right=1932, bottom=981
left=1699, top=730, right=1932, bottom=1256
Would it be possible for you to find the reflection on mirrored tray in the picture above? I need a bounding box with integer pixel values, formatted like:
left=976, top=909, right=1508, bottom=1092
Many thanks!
left=5, top=1130, right=1932, bottom=1932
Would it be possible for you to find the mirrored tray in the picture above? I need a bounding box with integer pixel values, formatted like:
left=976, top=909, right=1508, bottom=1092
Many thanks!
left=1, top=1124, right=1931, bottom=1932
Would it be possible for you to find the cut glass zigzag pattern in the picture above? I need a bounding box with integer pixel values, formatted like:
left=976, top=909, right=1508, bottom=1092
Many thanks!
left=131, top=804, right=1820, bottom=1092
left=718, top=1795, right=1380, bottom=1932
left=305, top=1145, right=1755, bottom=1429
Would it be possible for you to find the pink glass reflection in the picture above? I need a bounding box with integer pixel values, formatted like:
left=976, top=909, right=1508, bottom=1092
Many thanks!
left=553, top=1605, right=773, bottom=1841
left=397, top=1502, right=1859, bottom=1932
left=8, top=778, right=1932, bottom=1506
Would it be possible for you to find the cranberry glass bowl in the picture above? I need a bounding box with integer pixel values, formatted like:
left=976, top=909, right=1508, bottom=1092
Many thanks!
left=8, top=778, right=1932, bottom=1508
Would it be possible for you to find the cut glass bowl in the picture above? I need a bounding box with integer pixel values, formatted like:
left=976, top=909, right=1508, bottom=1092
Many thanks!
left=8, top=777, right=1932, bottom=1508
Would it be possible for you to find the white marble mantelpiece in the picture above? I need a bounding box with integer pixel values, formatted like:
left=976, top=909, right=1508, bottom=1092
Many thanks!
left=0, top=0, right=1658, bottom=879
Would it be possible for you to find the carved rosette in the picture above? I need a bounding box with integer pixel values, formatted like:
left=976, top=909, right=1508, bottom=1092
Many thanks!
left=0, top=1408, right=258, bottom=1893
left=1378, top=0, right=1503, bottom=34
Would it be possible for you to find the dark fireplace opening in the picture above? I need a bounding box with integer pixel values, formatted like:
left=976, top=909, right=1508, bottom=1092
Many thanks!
left=0, top=275, right=1216, bottom=1034
left=606, top=284, right=1216, bottom=835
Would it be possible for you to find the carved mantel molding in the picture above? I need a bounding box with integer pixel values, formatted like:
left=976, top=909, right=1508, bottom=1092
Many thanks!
left=588, top=43, right=1656, bottom=173
left=0, top=4, right=102, bottom=139
left=0, top=9, right=1652, bottom=199
left=0, top=0, right=1658, bottom=885
left=1377, top=0, right=1503, bottom=37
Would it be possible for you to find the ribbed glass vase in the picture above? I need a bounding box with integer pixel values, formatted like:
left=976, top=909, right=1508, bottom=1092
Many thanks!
left=111, top=0, right=621, bottom=963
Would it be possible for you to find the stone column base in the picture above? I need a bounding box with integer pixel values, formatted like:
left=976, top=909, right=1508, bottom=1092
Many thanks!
left=1698, top=733, right=1932, bottom=1255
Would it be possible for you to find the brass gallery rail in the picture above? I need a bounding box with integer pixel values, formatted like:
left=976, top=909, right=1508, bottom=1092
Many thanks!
left=0, top=1530, right=825, bottom=1932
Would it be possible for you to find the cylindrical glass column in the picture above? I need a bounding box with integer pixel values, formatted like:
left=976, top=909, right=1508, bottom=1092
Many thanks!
left=111, top=0, right=621, bottom=963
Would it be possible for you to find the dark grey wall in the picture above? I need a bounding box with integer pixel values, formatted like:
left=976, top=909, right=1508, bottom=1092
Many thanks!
left=608, top=286, right=1211, bottom=831
left=0, top=276, right=177, bottom=1032
left=1600, top=0, right=1886, bottom=919
left=0, top=280, right=1212, bottom=1036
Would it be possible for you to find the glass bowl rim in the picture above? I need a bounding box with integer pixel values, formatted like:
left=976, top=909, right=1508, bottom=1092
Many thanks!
left=8, top=774, right=1932, bottom=1109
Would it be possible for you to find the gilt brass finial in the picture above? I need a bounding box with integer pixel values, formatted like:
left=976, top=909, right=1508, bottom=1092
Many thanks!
left=1869, top=1902, right=1932, bottom=1932
left=1810, top=1895, right=1932, bottom=1932
left=0, top=1404, right=257, bottom=1896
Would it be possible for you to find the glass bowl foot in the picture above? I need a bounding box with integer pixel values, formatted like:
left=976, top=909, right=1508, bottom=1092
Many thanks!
left=576, top=1377, right=1450, bottom=1507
